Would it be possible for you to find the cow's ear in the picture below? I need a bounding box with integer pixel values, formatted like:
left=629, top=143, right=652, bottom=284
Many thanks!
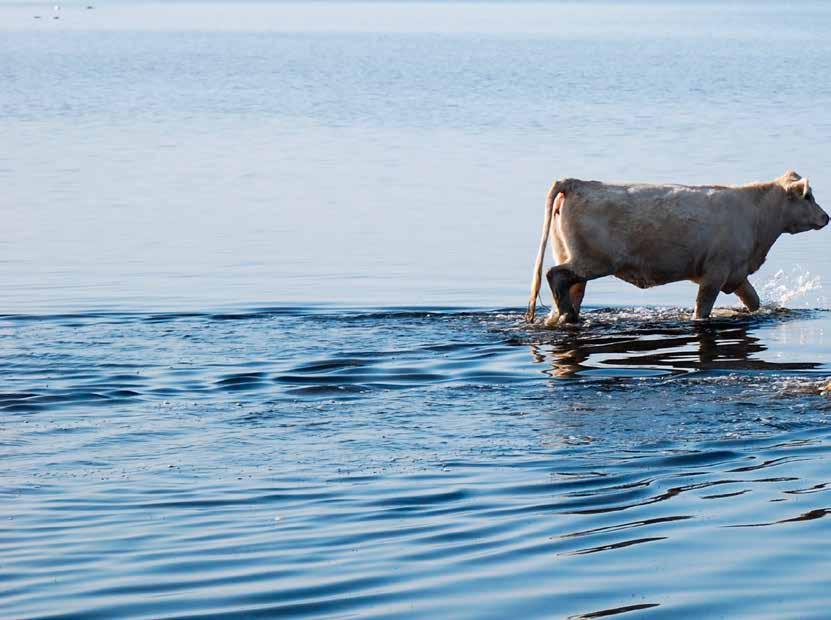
left=787, top=178, right=810, bottom=199
left=781, top=169, right=802, bottom=184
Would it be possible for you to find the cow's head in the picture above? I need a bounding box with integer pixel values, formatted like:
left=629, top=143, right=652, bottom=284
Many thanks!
left=779, top=171, right=828, bottom=233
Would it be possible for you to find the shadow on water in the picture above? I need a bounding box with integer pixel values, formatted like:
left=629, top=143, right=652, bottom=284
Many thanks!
left=517, top=307, right=824, bottom=379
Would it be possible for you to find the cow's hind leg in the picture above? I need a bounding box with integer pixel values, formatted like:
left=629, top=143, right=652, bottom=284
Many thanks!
left=545, top=265, right=586, bottom=324
left=570, top=282, right=587, bottom=316
left=734, top=279, right=760, bottom=312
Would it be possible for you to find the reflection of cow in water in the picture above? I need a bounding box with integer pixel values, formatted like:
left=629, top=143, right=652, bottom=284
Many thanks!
left=526, top=171, right=828, bottom=325
left=527, top=314, right=821, bottom=378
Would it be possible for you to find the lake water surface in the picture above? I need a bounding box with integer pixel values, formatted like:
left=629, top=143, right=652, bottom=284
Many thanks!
left=3, top=2, right=831, bottom=618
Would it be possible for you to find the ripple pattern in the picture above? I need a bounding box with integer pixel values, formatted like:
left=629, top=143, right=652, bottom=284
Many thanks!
left=2, top=306, right=831, bottom=619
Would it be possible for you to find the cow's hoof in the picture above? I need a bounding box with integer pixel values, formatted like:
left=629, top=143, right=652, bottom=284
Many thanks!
left=543, top=313, right=560, bottom=328
left=543, top=312, right=581, bottom=327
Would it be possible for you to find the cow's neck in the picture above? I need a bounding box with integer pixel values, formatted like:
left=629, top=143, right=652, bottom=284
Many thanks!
left=749, top=183, right=786, bottom=272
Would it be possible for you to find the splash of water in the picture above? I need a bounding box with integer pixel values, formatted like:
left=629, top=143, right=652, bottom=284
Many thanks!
left=760, top=266, right=825, bottom=309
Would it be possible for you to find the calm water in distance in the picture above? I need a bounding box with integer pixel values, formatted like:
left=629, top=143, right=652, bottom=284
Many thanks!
left=3, top=2, right=831, bottom=619
left=3, top=0, right=831, bottom=311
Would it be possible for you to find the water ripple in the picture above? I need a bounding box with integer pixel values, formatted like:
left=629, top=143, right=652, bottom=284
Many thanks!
left=3, top=305, right=831, bottom=618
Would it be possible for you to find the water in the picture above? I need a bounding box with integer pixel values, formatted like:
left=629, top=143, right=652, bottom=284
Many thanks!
left=4, top=306, right=831, bottom=618
left=4, top=0, right=831, bottom=311
left=3, top=1, right=831, bottom=618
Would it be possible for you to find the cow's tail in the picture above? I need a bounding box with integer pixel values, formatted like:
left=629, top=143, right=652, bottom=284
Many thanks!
left=525, top=181, right=563, bottom=322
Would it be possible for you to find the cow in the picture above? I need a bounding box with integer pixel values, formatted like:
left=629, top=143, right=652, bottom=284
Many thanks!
left=526, top=171, right=828, bottom=325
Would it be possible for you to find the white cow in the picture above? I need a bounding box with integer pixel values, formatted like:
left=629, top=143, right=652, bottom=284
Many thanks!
left=526, top=171, right=827, bottom=324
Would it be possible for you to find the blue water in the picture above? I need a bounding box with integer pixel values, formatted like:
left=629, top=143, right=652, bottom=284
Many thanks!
left=3, top=1, right=831, bottom=618
left=4, top=306, right=831, bottom=618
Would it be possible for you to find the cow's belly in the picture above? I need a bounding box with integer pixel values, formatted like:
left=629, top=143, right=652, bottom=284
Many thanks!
left=613, top=263, right=693, bottom=289
left=606, top=225, right=709, bottom=288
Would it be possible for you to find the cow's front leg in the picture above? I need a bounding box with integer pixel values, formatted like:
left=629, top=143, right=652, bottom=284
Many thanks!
left=545, top=265, right=585, bottom=323
left=694, top=281, right=722, bottom=320
left=734, top=279, right=760, bottom=312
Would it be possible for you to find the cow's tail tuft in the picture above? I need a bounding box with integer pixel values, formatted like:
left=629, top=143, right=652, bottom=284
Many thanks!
left=525, top=181, right=563, bottom=322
